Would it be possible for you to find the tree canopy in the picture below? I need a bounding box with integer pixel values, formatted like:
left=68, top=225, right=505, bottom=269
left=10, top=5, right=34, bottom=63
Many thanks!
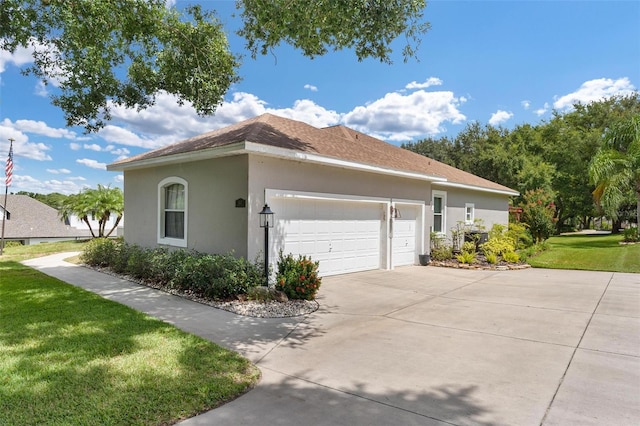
left=589, top=115, right=640, bottom=237
left=0, top=0, right=429, bottom=131
left=59, top=185, right=123, bottom=238
left=402, top=93, right=640, bottom=232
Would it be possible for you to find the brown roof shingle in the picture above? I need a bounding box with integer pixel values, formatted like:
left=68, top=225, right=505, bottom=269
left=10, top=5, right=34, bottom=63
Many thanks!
left=0, top=195, right=91, bottom=240
left=109, top=113, right=517, bottom=194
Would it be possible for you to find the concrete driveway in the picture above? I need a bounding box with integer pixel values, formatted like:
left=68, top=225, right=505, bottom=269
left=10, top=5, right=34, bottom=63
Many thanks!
left=24, top=255, right=640, bottom=425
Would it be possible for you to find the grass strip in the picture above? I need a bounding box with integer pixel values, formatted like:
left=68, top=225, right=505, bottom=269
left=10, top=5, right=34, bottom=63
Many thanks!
left=527, top=233, right=640, bottom=273
left=0, top=261, right=260, bottom=425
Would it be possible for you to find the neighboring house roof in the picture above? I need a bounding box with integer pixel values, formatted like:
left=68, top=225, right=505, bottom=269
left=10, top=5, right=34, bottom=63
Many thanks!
left=0, top=195, right=91, bottom=239
left=108, top=113, right=518, bottom=196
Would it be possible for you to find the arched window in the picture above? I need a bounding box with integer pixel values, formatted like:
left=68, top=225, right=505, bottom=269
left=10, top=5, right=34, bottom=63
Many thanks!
left=158, top=177, right=187, bottom=247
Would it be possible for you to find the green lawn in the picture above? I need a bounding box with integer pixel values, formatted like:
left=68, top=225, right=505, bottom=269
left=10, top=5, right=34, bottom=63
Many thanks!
left=0, top=253, right=260, bottom=425
left=0, top=239, right=89, bottom=262
left=527, top=233, right=640, bottom=273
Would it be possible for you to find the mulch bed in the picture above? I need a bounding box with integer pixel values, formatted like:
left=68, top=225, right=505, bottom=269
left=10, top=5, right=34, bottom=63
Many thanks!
left=428, top=254, right=531, bottom=271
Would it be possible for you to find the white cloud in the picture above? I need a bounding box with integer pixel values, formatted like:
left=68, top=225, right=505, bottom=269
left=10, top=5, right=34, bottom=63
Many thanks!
left=488, top=110, right=513, bottom=126
left=553, top=77, right=636, bottom=110
left=35, top=80, right=49, bottom=97
left=3, top=118, right=77, bottom=139
left=84, top=143, right=103, bottom=151
left=69, top=142, right=82, bottom=150
left=100, top=82, right=467, bottom=150
left=267, top=99, right=341, bottom=128
left=99, top=125, right=164, bottom=149
left=405, top=77, right=443, bottom=90
left=0, top=44, right=33, bottom=73
left=11, top=174, right=89, bottom=195
left=304, top=84, right=318, bottom=92
left=535, top=102, right=549, bottom=116
left=47, top=168, right=72, bottom=174
left=109, top=147, right=130, bottom=156
left=342, top=90, right=466, bottom=141
left=521, top=100, right=531, bottom=110
left=0, top=124, right=52, bottom=161
left=76, top=158, right=107, bottom=170
left=114, top=174, right=124, bottom=183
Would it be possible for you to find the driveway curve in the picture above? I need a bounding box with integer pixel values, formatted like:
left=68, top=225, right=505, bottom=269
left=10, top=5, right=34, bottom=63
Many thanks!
left=24, top=254, right=640, bottom=426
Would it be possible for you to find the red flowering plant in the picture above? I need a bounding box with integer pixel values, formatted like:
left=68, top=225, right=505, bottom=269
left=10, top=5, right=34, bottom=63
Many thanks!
left=276, top=251, right=322, bottom=300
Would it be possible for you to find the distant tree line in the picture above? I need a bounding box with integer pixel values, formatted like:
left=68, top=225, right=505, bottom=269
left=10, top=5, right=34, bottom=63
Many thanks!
left=402, top=94, right=640, bottom=233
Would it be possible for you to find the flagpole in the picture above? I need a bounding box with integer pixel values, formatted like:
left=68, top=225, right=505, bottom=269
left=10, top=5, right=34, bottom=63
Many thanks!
left=1, top=138, right=14, bottom=256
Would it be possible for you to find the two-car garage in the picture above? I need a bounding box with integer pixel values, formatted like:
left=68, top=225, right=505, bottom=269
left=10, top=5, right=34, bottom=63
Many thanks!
left=268, top=190, right=425, bottom=276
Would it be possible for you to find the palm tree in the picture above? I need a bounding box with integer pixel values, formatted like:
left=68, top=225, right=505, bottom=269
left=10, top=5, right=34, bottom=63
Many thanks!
left=60, top=185, right=124, bottom=238
left=589, top=115, right=640, bottom=237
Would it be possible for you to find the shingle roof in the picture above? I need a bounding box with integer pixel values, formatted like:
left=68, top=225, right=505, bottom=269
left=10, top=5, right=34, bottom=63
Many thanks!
left=109, top=113, right=517, bottom=194
left=0, top=195, right=91, bottom=239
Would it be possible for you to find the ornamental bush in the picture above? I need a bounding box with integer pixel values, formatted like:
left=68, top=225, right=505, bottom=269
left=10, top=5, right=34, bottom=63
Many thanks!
left=81, top=240, right=263, bottom=299
left=276, top=252, right=321, bottom=300
left=81, top=237, right=121, bottom=267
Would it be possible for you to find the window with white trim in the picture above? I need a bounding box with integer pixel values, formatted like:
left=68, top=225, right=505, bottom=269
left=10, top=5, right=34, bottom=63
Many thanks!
left=465, top=203, right=475, bottom=224
left=432, top=190, right=447, bottom=234
left=158, top=177, right=188, bottom=247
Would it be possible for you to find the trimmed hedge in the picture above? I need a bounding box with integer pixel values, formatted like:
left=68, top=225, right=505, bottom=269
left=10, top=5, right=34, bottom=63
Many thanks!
left=81, top=238, right=264, bottom=299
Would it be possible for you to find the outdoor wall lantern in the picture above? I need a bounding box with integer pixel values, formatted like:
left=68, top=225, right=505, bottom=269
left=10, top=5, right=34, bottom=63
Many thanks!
left=259, top=204, right=274, bottom=287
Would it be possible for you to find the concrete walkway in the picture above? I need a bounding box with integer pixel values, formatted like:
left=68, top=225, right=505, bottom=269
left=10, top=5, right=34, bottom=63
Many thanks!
left=23, top=254, right=640, bottom=426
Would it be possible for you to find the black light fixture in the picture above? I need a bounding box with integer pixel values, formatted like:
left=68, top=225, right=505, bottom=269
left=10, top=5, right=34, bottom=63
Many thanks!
left=259, top=204, right=274, bottom=286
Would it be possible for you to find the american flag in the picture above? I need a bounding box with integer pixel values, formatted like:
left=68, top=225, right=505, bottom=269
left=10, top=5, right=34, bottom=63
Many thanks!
left=5, top=140, right=13, bottom=187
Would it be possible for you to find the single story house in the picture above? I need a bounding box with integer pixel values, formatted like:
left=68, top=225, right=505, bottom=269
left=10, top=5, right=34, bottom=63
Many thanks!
left=0, top=194, right=91, bottom=245
left=107, top=114, right=518, bottom=276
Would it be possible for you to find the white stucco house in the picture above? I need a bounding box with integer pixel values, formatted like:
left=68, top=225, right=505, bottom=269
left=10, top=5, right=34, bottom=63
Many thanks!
left=107, top=114, right=518, bottom=276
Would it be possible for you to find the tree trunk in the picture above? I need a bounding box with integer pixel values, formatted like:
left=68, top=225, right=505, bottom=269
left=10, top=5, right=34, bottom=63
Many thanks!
left=82, top=216, right=96, bottom=238
left=104, top=216, right=122, bottom=238
left=612, top=218, right=623, bottom=234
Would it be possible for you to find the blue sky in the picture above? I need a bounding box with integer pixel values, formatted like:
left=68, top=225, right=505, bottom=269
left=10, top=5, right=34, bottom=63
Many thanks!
left=0, top=0, right=638, bottom=195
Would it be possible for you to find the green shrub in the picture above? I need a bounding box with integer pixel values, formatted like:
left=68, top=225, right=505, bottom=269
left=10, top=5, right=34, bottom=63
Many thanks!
left=481, top=237, right=515, bottom=257
left=170, top=252, right=262, bottom=299
left=502, top=251, right=520, bottom=263
left=3, top=241, right=22, bottom=248
left=456, top=251, right=476, bottom=264
left=82, top=241, right=263, bottom=299
left=488, top=223, right=507, bottom=240
left=149, top=248, right=191, bottom=285
left=485, top=252, right=498, bottom=264
left=81, top=238, right=121, bottom=267
left=430, top=245, right=453, bottom=261
left=276, top=252, right=321, bottom=300
left=461, top=241, right=476, bottom=254
left=520, top=188, right=556, bottom=243
left=622, top=227, right=640, bottom=242
left=506, top=222, right=533, bottom=250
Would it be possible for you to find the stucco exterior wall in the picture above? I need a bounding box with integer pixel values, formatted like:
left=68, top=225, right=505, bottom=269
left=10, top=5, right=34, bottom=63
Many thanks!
left=246, top=154, right=433, bottom=262
left=432, top=185, right=510, bottom=239
left=122, top=155, right=249, bottom=256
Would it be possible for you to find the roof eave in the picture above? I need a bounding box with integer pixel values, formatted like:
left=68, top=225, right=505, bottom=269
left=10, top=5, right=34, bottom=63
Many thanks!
left=106, top=142, right=247, bottom=171
left=433, top=181, right=519, bottom=197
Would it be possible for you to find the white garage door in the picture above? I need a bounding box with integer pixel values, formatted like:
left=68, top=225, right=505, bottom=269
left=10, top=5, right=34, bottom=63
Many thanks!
left=392, top=205, right=418, bottom=267
left=274, top=198, right=382, bottom=276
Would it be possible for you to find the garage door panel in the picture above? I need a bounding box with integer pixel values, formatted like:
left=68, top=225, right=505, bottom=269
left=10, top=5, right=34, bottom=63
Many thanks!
left=274, top=198, right=382, bottom=276
left=392, top=206, right=419, bottom=267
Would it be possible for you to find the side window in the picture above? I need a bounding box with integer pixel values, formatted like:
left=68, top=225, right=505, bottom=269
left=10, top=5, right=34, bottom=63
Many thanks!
left=158, top=177, right=187, bottom=247
left=432, top=190, right=447, bottom=234
left=465, top=203, right=475, bottom=224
